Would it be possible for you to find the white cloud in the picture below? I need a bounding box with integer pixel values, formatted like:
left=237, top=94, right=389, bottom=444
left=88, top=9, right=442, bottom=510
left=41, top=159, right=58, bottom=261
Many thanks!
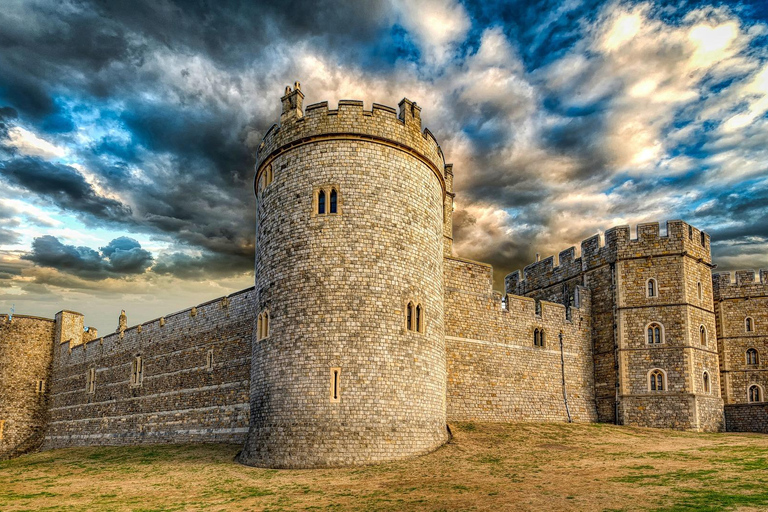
left=7, top=126, right=67, bottom=159
left=389, top=0, right=471, bottom=66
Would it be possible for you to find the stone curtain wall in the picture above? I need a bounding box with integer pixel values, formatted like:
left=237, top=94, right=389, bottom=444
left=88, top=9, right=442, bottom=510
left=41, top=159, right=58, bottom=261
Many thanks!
left=241, top=90, right=450, bottom=468
left=444, top=257, right=597, bottom=423
left=724, top=403, right=768, bottom=433
left=0, top=315, right=56, bottom=459
left=713, top=270, right=768, bottom=405
left=42, top=288, right=254, bottom=450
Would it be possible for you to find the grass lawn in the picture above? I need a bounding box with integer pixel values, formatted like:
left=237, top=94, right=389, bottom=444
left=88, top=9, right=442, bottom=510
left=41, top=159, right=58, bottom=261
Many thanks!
left=2, top=422, right=768, bottom=511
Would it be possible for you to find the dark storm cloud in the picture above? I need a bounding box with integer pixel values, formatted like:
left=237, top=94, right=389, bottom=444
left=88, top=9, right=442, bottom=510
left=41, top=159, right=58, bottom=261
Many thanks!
left=153, top=251, right=252, bottom=279
left=0, top=157, right=133, bottom=222
left=22, top=235, right=153, bottom=280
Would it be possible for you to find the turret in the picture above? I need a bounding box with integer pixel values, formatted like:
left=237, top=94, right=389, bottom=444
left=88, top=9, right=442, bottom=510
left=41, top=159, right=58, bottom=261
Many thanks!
left=240, top=83, right=450, bottom=468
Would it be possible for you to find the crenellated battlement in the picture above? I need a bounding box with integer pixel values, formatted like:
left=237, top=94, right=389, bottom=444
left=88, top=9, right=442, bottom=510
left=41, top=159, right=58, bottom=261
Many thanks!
left=506, top=220, right=712, bottom=295
left=58, top=287, right=255, bottom=362
left=255, top=83, right=447, bottom=194
left=713, top=270, right=768, bottom=301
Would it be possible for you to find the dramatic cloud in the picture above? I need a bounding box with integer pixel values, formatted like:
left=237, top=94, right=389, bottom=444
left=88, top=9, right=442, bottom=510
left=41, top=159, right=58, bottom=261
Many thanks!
left=0, top=0, right=766, bottom=331
left=22, top=235, right=152, bottom=279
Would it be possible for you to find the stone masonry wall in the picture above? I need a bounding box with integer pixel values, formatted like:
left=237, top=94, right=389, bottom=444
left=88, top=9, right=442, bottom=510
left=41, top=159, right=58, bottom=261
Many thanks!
left=724, top=403, right=768, bottom=433
left=445, top=257, right=597, bottom=423
left=713, top=270, right=768, bottom=405
left=42, top=288, right=254, bottom=450
left=0, top=315, right=56, bottom=459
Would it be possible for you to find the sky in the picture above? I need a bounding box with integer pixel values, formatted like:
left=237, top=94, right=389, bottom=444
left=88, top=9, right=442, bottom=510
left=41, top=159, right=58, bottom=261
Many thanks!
left=1, top=0, right=767, bottom=333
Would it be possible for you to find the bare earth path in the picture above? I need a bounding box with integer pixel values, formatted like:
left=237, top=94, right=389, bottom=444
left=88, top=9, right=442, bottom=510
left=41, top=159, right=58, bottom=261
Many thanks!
left=2, top=422, right=768, bottom=511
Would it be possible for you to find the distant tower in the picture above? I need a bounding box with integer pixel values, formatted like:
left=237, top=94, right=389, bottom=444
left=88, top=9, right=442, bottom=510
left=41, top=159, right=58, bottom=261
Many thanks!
left=239, top=83, right=452, bottom=468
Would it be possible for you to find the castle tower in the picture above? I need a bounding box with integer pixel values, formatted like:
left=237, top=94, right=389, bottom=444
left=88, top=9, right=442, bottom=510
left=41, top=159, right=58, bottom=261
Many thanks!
left=612, top=222, right=723, bottom=431
left=506, top=221, right=724, bottom=431
left=239, top=84, right=451, bottom=468
left=713, top=270, right=768, bottom=406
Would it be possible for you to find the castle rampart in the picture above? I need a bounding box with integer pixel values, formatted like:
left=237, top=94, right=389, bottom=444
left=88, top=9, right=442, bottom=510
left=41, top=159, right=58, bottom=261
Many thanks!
left=506, top=221, right=723, bottom=431
left=444, top=256, right=597, bottom=423
left=42, top=288, right=254, bottom=450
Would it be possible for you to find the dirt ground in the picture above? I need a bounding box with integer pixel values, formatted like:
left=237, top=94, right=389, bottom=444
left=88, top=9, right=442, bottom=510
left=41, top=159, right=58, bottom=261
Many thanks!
left=2, top=422, right=768, bottom=511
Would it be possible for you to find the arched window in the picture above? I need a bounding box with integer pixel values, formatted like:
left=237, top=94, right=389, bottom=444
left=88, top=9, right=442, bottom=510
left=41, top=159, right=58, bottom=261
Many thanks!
left=406, top=302, right=414, bottom=331
left=703, top=371, right=710, bottom=394
left=318, top=190, right=326, bottom=215
left=700, top=325, right=707, bottom=345
left=649, top=369, right=665, bottom=391
left=534, top=328, right=545, bottom=347
left=647, top=278, right=657, bottom=298
left=415, top=304, right=423, bottom=333
left=647, top=323, right=663, bottom=344
left=329, top=188, right=337, bottom=214
left=746, top=317, right=754, bottom=332
left=747, top=348, right=758, bottom=365
left=697, top=282, right=702, bottom=300
left=749, top=385, right=762, bottom=403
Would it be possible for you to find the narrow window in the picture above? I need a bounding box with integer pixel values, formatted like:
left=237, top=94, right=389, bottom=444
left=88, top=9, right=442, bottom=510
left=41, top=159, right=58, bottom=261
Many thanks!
left=330, top=367, right=341, bottom=403
left=700, top=231, right=706, bottom=247
left=534, top=328, right=544, bottom=347
left=406, top=302, right=414, bottom=331
left=131, top=356, right=143, bottom=387
left=697, top=282, right=702, bottom=300
left=689, top=225, right=693, bottom=239
left=416, top=304, right=423, bottom=333
left=749, top=385, right=762, bottom=403
left=318, top=190, right=326, bottom=215
left=747, top=348, right=758, bottom=365
left=501, top=295, right=508, bottom=311
left=540, top=329, right=545, bottom=347
left=647, top=323, right=663, bottom=344
left=649, top=369, right=665, bottom=391
left=700, top=325, right=707, bottom=345
left=206, top=350, right=214, bottom=372
left=329, top=188, right=337, bottom=214
left=257, top=311, right=270, bottom=340
left=746, top=317, right=754, bottom=332
left=647, top=278, right=657, bottom=298
left=703, top=372, right=711, bottom=394
left=35, top=380, right=45, bottom=394
left=87, top=368, right=96, bottom=394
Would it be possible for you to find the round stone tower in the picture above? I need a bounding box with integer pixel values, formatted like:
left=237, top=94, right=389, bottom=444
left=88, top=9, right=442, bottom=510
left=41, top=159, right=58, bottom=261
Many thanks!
left=239, top=83, right=451, bottom=468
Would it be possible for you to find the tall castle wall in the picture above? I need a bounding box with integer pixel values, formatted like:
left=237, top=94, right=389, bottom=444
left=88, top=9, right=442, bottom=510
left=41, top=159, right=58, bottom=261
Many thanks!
left=444, top=257, right=597, bottom=423
left=239, top=85, right=450, bottom=468
left=42, top=288, right=254, bottom=450
left=713, top=270, right=768, bottom=404
left=507, top=221, right=724, bottom=431
left=0, top=315, right=57, bottom=459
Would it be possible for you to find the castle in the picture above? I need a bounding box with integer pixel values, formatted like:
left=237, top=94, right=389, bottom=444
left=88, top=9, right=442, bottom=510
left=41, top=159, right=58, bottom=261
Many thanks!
left=1, top=83, right=767, bottom=467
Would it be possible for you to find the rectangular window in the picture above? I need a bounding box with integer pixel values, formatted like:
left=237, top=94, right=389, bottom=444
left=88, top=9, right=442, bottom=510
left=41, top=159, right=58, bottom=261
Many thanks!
left=35, top=380, right=45, bottom=394
left=330, top=367, right=341, bottom=403
left=206, top=350, right=214, bottom=372
left=131, top=356, right=143, bottom=387
left=87, top=368, right=96, bottom=394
